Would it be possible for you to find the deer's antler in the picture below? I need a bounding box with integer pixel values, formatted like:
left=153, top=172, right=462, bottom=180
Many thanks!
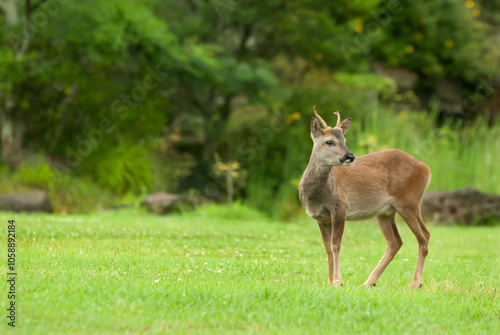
left=334, top=111, right=341, bottom=128
left=313, top=106, right=328, bottom=128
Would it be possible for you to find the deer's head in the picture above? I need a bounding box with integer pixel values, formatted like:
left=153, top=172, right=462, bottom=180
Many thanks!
left=310, top=106, right=355, bottom=166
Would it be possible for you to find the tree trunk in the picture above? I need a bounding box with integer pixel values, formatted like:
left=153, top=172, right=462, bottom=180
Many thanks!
left=0, top=0, right=20, bottom=25
left=0, top=104, right=25, bottom=168
left=0, top=0, right=27, bottom=168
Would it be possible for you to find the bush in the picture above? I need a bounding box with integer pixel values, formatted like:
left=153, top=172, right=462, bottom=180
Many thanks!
left=0, top=158, right=117, bottom=213
left=89, top=143, right=154, bottom=195
left=17, top=159, right=57, bottom=188
left=49, top=173, right=116, bottom=213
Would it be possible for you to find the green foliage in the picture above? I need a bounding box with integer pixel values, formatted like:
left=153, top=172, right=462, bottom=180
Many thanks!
left=0, top=160, right=116, bottom=213
left=369, top=0, right=493, bottom=81
left=49, top=173, right=116, bottom=213
left=0, top=0, right=178, bottom=160
left=17, top=159, right=57, bottom=188
left=2, top=210, right=498, bottom=333
left=150, top=136, right=197, bottom=193
left=90, top=144, right=154, bottom=195
left=334, top=72, right=397, bottom=98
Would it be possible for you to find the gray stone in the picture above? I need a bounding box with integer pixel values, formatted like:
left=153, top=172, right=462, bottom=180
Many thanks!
left=0, top=191, right=53, bottom=213
left=140, top=192, right=185, bottom=215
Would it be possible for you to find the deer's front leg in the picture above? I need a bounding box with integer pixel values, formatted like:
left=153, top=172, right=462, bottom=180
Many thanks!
left=331, top=214, right=346, bottom=286
left=318, top=222, right=333, bottom=284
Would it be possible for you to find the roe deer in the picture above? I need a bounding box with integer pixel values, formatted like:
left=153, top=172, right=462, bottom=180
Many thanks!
left=298, top=107, right=431, bottom=289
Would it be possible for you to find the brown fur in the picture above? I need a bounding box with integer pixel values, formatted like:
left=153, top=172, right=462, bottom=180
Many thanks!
left=299, top=114, right=431, bottom=289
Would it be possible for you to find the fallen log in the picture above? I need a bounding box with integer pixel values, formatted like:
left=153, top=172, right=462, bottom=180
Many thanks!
left=420, top=188, right=500, bottom=225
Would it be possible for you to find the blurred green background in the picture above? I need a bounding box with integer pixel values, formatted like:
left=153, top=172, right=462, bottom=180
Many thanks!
left=1, top=0, right=499, bottom=218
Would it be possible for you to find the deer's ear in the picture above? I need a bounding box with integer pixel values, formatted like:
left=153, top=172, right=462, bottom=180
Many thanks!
left=340, top=118, right=351, bottom=135
left=311, top=117, right=323, bottom=138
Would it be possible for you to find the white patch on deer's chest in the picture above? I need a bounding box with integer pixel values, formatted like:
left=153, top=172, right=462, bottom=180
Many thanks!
left=306, top=205, right=331, bottom=222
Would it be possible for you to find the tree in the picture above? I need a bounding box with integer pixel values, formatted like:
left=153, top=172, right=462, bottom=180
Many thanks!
left=0, top=0, right=183, bottom=169
left=0, top=0, right=47, bottom=168
left=154, top=0, right=392, bottom=161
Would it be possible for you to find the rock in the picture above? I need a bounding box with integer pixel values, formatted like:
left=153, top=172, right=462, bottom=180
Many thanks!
left=434, top=78, right=463, bottom=103
left=140, top=192, right=186, bottom=215
left=0, top=191, right=53, bottom=213
left=420, top=188, right=500, bottom=225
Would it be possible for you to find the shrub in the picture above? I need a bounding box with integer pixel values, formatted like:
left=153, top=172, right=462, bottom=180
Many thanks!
left=17, top=159, right=57, bottom=188
left=89, top=144, right=154, bottom=195
left=0, top=158, right=116, bottom=213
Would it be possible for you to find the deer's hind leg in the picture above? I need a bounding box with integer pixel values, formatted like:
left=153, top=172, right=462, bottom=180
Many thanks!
left=364, top=212, right=402, bottom=287
left=397, top=208, right=430, bottom=289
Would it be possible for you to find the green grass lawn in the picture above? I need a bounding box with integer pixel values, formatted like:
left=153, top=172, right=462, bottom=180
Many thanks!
left=1, top=205, right=499, bottom=334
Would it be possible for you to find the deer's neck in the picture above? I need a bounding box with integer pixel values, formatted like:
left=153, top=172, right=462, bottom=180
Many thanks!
left=300, top=152, right=334, bottom=198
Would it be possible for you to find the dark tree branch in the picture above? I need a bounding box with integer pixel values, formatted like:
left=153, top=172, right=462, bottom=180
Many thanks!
left=238, top=24, right=252, bottom=56
left=25, top=0, right=49, bottom=22
left=30, top=0, right=48, bottom=12
left=216, top=93, right=233, bottom=129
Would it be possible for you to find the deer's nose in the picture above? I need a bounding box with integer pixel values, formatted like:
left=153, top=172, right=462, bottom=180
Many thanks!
left=340, top=153, right=355, bottom=163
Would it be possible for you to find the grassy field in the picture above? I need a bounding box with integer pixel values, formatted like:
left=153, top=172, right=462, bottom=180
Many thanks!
left=0, top=205, right=499, bottom=334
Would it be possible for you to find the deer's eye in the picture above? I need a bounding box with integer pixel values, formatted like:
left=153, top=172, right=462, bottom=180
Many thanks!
left=326, top=141, right=334, bottom=146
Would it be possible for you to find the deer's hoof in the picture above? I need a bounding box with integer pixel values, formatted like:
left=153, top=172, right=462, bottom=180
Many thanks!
left=333, top=280, right=343, bottom=287
left=411, top=282, right=423, bottom=289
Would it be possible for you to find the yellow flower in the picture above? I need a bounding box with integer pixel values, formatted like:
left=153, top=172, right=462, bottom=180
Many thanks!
left=314, top=52, right=323, bottom=60
left=445, top=40, right=454, bottom=49
left=354, top=25, right=363, bottom=33
left=472, top=9, right=481, bottom=17
left=214, top=162, right=229, bottom=175
left=414, top=32, right=424, bottom=41
left=474, top=21, right=482, bottom=29
left=287, top=112, right=301, bottom=124
left=405, top=45, right=415, bottom=54
left=465, top=0, right=474, bottom=8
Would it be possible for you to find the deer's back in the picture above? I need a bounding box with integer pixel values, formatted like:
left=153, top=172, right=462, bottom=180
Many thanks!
left=333, top=149, right=431, bottom=221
